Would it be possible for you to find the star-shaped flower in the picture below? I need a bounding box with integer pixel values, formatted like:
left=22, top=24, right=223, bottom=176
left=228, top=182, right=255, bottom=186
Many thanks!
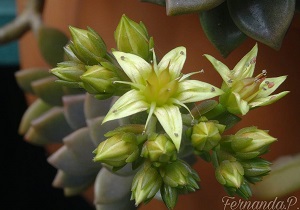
left=204, top=44, right=289, bottom=115
left=102, top=47, right=223, bottom=150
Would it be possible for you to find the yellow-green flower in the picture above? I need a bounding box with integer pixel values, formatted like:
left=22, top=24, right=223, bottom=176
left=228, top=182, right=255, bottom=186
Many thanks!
left=102, top=47, right=223, bottom=150
left=205, top=44, right=289, bottom=115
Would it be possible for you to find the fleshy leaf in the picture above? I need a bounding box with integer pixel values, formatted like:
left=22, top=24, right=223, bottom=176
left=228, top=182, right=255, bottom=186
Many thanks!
left=227, top=0, right=296, bottom=50
left=166, top=0, right=225, bottom=15
left=154, top=105, right=182, bottom=150
left=14, top=68, right=51, bottom=93
left=102, top=90, right=148, bottom=123
left=38, top=26, right=69, bottom=67
left=18, top=99, right=52, bottom=135
left=25, top=107, right=73, bottom=145
left=94, top=167, right=134, bottom=204
left=63, top=94, right=86, bottom=130
left=31, top=76, right=65, bottom=106
left=200, top=2, right=247, bottom=57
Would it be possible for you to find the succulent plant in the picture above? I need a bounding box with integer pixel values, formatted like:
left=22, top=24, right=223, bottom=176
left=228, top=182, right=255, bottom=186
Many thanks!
left=141, top=0, right=297, bottom=57
left=14, top=14, right=289, bottom=210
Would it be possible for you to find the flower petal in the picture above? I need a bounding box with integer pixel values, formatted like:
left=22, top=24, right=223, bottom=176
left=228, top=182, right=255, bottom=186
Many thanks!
left=249, top=91, right=289, bottom=108
left=232, top=44, right=258, bottom=79
left=102, top=90, right=148, bottom=123
left=204, top=54, right=231, bottom=86
left=227, top=92, right=250, bottom=115
left=154, top=105, right=182, bottom=151
left=256, top=75, right=287, bottom=98
left=176, top=80, right=223, bottom=103
left=113, top=51, right=152, bottom=85
left=158, top=46, right=186, bottom=79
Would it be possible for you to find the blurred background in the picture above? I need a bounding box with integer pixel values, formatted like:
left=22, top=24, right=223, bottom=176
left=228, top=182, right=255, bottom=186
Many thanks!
left=2, top=0, right=300, bottom=209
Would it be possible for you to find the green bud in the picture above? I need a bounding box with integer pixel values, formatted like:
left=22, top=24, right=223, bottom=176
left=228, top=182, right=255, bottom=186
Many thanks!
left=80, top=65, right=118, bottom=96
left=215, top=160, right=244, bottom=188
left=160, top=159, right=200, bottom=191
left=63, top=44, right=82, bottom=63
left=131, top=162, right=163, bottom=205
left=191, top=118, right=225, bottom=152
left=114, top=14, right=153, bottom=61
left=231, top=126, right=277, bottom=159
left=225, top=180, right=252, bottom=199
left=240, top=158, right=271, bottom=177
left=69, top=26, right=107, bottom=65
left=161, top=184, right=178, bottom=210
left=50, top=61, right=86, bottom=87
left=141, top=134, right=177, bottom=165
left=93, top=132, right=139, bottom=167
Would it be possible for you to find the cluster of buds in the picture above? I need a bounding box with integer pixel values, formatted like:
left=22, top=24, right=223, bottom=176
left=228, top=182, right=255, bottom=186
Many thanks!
left=44, top=13, right=288, bottom=209
left=213, top=126, right=275, bottom=198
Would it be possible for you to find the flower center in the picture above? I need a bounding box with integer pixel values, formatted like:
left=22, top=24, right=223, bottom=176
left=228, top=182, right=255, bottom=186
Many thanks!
left=231, top=70, right=267, bottom=102
left=143, top=68, right=179, bottom=106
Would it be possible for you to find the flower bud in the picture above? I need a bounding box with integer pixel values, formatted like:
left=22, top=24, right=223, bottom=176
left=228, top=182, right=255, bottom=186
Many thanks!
left=161, top=184, right=178, bottom=210
left=131, top=162, right=163, bottom=205
left=231, top=126, right=277, bottom=159
left=50, top=61, right=86, bottom=87
left=159, top=159, right=200, bottom=192
left=114, top=14, right=153, bottom=61
left=215, top=160, right=244, bottom=188
left=240, top=158, right=271, bottom=177
left=80, top=65, right=118, bottom=97
left=191, top=118, right=225, bottom=152
left=69, top=26, right=107, bottom=65
left=141, top=134, right=177, bottom=165
left=93, top=132, right=139, bottom=168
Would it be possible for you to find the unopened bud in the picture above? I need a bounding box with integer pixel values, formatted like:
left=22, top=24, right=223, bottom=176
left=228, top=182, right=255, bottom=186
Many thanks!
left=114, top=14, right=153, bottom=61
left=69, top=26, right=107, bottom=65
left=93, top=132, right=139, bottom=167
left=231, top=126, right=277, bottom=159
left=191, top=118, right=225, bottom=152
left=141, top=134, right=177, bottom=165
left=131, top=162, right=162, bottom=205
left=215, top=160, right=244, bottom=188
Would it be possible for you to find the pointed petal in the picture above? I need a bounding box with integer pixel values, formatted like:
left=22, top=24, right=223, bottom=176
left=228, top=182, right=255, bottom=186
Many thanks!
left=227, top=92, right=250, bottom=115
left=158, top=47, right=186, bottom=79
left=232, top=44, right=258, bottom=79
left=177, top=80, right=223, bottom=103
left=249, top=91, right=289, bottom=108
left=113, top=51, right=152, bottom=85
left=256, top=75, right=288, bottom=98
left=204, top=54, right=231, bottom=86
left=154, top=105, right=182, bottom=150
left=103, top=90, right=148, bottom=123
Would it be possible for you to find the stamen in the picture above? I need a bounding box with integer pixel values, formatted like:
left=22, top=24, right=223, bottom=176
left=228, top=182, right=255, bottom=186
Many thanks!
left=255, top=70, right=267, bottom=82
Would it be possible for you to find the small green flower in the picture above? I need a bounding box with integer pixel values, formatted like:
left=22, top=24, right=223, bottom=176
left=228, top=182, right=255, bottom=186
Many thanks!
left=103, top=47, right=223, bottom=151
left=93, top=132, right=139, bottom=168
left=69, top=26, right=107, bottom=65
left=230, top=126, right=277, bottom=159
left=50, top=61, right=86, bottom=87
left=80, top=65, right=119, bottom=98
left=141, top=134, right=177, bottom=165
left=191, top=117, right=225, bottom=152
left=114, top=14, right=154, bottom=61
left=215, top=160, right=244, bottom=188
left=131, top=162, right=163, bottom=206
left=205, top=44, right=289, bottom=115
left=159, top=159, right=200, bottom=192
